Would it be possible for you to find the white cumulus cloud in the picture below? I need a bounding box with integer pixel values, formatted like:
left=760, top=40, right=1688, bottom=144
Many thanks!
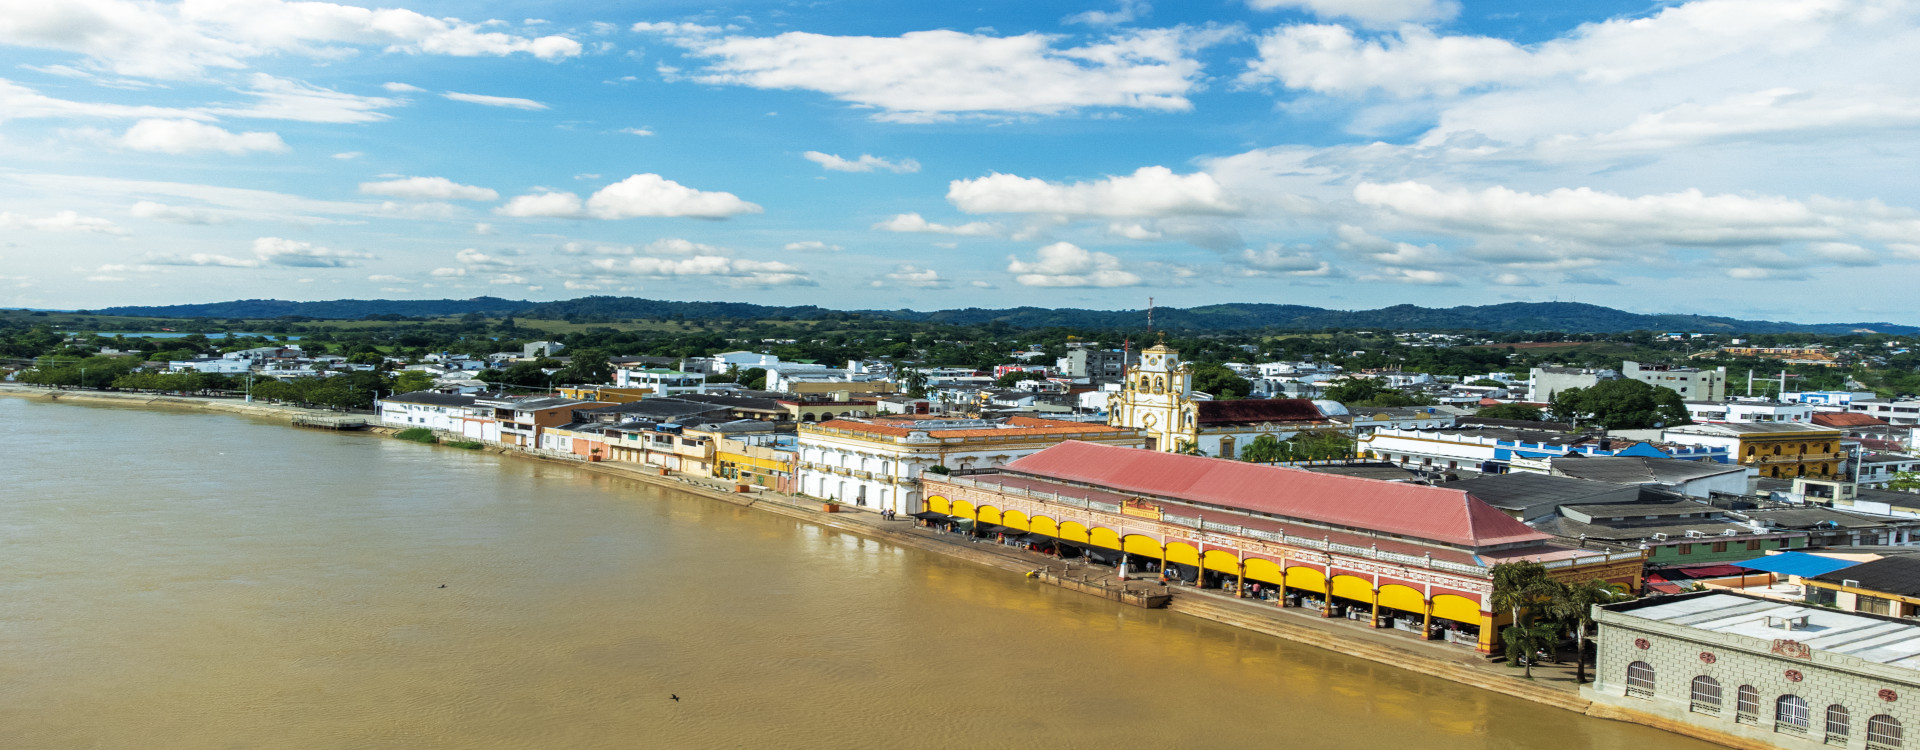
left=496, top=174, right=761, bottom=220
left=0, top=210, right=128, bottom=234
left=949, top=166, right=1241, bottom=218
left=116, top=118, right=287, bottom=154
left=871, top=212, right=1002, bottom=236
left=0, top=0, right=583, bottom=79
left=589, top=255, right=813, bottom=287
left=635, top=24, right=1232, bottom=121
left=1006, top=242, right=1142, bottom=287
left=1246, top=0, right=1458, bottom=27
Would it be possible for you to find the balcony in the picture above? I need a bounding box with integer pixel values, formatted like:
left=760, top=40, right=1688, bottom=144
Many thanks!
left=1753, top=452, right=1845, bottom=465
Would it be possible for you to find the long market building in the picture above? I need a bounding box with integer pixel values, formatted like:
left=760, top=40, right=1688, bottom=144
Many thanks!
left=921, top=441, right=1645, bottom=653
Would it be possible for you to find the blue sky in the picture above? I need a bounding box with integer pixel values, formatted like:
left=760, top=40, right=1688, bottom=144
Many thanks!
left=2, top=0, right=1917, bottom=322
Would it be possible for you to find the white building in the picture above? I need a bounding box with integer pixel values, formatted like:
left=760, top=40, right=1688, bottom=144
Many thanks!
left=1685, top=400, right=1816, bottom=424
left=1623, top=360, right=1726, bottom=402
left=614, top=366, right=708, bottom=394
left=708, top=351, right=784, bottom=374
left=167, top=358, right=253, bottom=374
left=1848, top=400, right=1920, bottom=427
left=794, top=415, right=1144, bottom=513
left=1529, top=366, right=1620, bottom=403
left=1786, top=391, right=1879, bottom=407
left=377, top=391, right=478, bottom=431
left=523, top=341, right=565, bottom=358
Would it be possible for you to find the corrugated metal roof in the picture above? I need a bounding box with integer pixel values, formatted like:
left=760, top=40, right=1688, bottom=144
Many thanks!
left=1194, top=399, right=1326, bottom=426
left=1001, top=442, right=1550, bottom=548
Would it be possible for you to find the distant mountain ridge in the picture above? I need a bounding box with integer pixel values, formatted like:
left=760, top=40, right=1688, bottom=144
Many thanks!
left=91, top=296, right=1919, bottom=335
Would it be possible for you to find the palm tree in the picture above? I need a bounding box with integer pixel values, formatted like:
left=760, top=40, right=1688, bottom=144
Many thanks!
left=1547, top=578, right=1627, bottom=685
left=1502, top=621, right=1559, bottom=679
left=1490, top=560, right=1556, bottom=668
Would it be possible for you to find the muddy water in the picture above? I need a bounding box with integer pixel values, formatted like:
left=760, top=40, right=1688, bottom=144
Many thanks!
left=0, top=398, right=1714, bottom=749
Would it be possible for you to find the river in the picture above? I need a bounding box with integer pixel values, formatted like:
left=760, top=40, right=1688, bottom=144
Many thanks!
left=0, top=397, right=1716, bottom=749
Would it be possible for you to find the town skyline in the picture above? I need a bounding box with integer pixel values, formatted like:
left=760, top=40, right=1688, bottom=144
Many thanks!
left=2, top=0, right=1916, bottom=321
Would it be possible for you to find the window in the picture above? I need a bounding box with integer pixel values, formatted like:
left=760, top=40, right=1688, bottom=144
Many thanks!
left=1747, top=540, right=1763, bottom=551
left=1828, top=705, right=1851, bottom=746
left=1779, top=695, right=1812, bottom=735
left=1691, top=676, right=1723, bottom=715
left=1860, top=596, right=1894, bottom=616
left=1679, top=544, right=1693, bottom=555
left=1712, top=541, right=1728, bottom=553
left=1737, top=685, right=1761, bottom=724
left=1869, top=715, right=1904, bottom=749
left=1625, top=661, right=1656, bottom=699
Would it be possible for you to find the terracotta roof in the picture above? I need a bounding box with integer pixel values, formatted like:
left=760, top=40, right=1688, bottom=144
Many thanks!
left=1812, top=412, right=1890, bottom=428
left=1000, top=441, right=1549, bottom=548
left=1194, top=399, right=1327, bottom=426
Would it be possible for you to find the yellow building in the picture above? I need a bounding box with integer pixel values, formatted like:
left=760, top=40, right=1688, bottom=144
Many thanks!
left=1107, top=343, right=1336, bottom=456
left=1663, top=422, right=1845, bottom=480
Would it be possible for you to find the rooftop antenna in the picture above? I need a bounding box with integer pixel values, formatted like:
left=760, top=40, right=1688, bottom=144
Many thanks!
left=1147, top=296, right=1154, bottom=335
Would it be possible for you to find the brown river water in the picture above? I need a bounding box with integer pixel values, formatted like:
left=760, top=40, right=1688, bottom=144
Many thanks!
left=0, top=397, right=1717, bottom=749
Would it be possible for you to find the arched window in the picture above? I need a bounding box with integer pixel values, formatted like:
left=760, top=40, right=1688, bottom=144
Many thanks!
left=1625, top=661, right=1656, bottom=699
left=1773, top=444, right=1782, bottom=455
left=1869, top=714, right=1904, bottom=749
left=1737, top=685, right=1761, bottom=725
left=1777, top=694, right=1811, bottom=735
left=1690, top=676, right=1722, bottom=715
left=1826, top=704, right=1851, bottom=743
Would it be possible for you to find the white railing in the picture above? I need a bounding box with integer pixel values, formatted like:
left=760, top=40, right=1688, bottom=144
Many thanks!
left=1542, top=551, right=1643, bottom=569
left=1164, top=515, right=1199, bottom=527
left=1089, top=500, right=1121, bottom=513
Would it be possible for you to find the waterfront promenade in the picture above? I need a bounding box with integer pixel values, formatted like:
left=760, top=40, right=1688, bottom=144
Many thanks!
left=0, top=383, right=1771, bottom=749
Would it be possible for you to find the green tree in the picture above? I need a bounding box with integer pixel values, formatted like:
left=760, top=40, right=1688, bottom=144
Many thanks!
left=1189, top=363, right=1251, bottom=400
left=1173, top=439, right=1206, bottom=456
left=1546, top=578, right=1627, bottom=685
left=1470, top=378, right=1507, bottom=387
left=995, top=370, right=1044, bottom=388
left=1890, top=472, right=1920, bottom=492
left=1502, top=621, right=1559, bottom=679
left=740, top=367, right=768, bottom=391
left=897, top=367, right=929, bottom=398
left=1239, top=434, right=1291, bottom=463
left=1475, top=403, right=1546, bottom=422
left=1322, top=377, right=1392, bottom=404
left=392, top=370, right=437, bottom=394
left=1490, top=560, right=1558, bottom=674
left=1549, top=379, right=1690, bottom=429
left=558, top=349, right=613, bottom=385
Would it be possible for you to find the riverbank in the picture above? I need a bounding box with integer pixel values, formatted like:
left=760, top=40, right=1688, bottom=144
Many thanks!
left=1, top=385, right=1753, bottom=748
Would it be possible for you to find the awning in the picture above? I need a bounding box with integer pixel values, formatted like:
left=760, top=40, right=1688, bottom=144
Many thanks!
left=976, top=524, right=1013, bottom=535
left=1733, top=551, right=1862, bottom=579
left=908, top=511, right=949, bottom=521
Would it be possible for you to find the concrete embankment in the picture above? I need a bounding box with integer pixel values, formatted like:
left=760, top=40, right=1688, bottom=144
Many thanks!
left=5, top=385, right=1745, bottom=749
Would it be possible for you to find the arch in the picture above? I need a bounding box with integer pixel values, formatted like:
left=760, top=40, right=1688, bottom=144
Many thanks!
left=1826, top=704, right=1850, bottom=740
left=1625, top=661, right=1656, bottom=698
left=1243, top=557, right=1284, bottom=585
left=1737, top=685, right=1761, bottom=718
left=1203, top=549, right=1241, bottom=574
left=1164, top=542, right=1201, bottom=567
left=925, top=495, right=951, bottom=515
left=1431, top=594, right=1481, bottom=623
left=1000, top=509, right=1030, bottom=532
left=950, top=499, right=976, bottom=519
left=1057, top=521, right=1091, bottom=544
left=1029, top=515, right=1059, bottom=538
left=1777, top=695, right=1811, bottom=731
left=1377, top=584, right=1425, bottom=613
left=1690, top=676, right=1722, bottom=712
left=1331, top=575, right=1374, bottom=602
left=1089, top=527, right=1123, bottom=550
left=1869, top=715, right=1903, bottom=748
left=1123, top=534, right=1164, bottom=559
left=1284, top=565, right=1326, bottom=593
left=975, top=505, right=1002, bottom=526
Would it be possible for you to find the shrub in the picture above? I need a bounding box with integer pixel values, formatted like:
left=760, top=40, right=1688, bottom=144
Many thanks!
left=395, top=427, right=437, bottom=444
left=445, top=440, right=484, bottom=450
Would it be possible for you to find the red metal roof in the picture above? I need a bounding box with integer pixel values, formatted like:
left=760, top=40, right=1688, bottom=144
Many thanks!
left=1812, top=412, right=1889, bottom=428
left=1001, top=441, right=1549, bottom=548
left=1194, top=399, right=1326, bottom=426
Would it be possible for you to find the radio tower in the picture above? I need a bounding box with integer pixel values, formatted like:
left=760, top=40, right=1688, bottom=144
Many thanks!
left=1147, top=296, right=1154, bottom=335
